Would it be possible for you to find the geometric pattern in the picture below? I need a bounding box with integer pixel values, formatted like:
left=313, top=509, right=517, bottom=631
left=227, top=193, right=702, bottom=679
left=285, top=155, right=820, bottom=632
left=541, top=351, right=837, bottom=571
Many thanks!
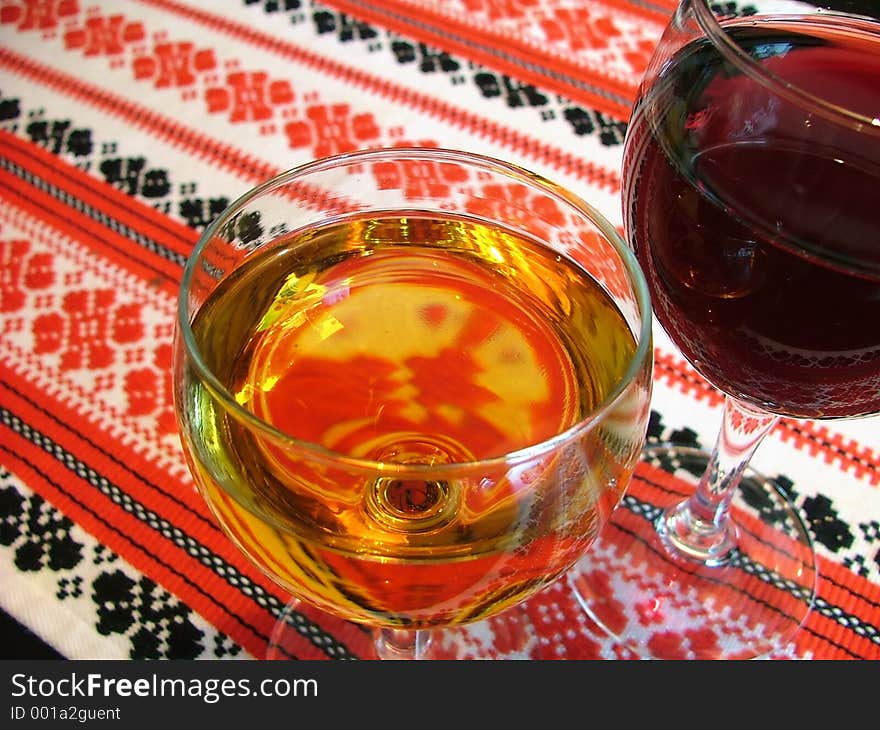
left=1, top=0, right=878, bottom=660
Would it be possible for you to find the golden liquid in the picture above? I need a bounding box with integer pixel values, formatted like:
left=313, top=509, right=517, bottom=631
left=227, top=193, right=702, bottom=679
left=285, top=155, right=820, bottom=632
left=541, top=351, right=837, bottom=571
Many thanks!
left=181, top=214, right=641, bottom=628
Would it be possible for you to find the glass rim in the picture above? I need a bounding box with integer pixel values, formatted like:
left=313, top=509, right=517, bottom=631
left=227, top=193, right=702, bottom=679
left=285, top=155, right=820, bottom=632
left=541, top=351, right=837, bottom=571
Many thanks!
left=694, top=0, right=880, bottom=132
left=177, top=146, right=653, bottom=476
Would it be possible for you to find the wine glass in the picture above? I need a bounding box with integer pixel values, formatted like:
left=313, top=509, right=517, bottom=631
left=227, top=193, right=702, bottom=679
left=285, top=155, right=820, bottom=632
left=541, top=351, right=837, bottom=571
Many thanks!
left=570, top=0, right=880, bottom=660
left=173, top=147, right=654, bottom=659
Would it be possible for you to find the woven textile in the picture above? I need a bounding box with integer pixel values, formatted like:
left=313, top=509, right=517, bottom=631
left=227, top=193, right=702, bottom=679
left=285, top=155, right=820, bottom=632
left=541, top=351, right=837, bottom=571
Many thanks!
left=0, top=0, right=877, bottom=660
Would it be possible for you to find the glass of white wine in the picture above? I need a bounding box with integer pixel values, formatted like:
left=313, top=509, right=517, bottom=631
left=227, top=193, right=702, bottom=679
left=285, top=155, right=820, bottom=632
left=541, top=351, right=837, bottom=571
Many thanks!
left=173, top=147, right=653, bottom=659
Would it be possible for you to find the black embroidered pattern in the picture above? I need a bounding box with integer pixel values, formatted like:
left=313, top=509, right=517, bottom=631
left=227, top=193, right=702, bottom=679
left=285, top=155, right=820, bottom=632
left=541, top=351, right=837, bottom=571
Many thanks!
left=802, top=493, right=855, bottom=553
left=0, top=469, right=242, bottom=658
left=710, top=3, right=759, bottom=16
left=854, top=520, right=880, bottom=578
left=0, top=482, right=82, bottom=573
left=92, top=570, right=204, bottom=660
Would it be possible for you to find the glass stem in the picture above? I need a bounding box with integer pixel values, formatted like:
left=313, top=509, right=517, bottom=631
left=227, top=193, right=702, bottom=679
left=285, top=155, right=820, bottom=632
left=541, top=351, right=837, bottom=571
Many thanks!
left=657, top=395, right=778, bottom=567
left=375, top=628, right=432, bottom=660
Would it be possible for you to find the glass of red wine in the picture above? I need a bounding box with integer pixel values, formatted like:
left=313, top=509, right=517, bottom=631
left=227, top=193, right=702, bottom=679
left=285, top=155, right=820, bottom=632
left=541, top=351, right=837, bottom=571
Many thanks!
left=569, top=0, right=880, bottom=659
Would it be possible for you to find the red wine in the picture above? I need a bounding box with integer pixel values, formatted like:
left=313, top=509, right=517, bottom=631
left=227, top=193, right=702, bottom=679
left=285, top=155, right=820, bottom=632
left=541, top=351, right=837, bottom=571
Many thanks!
left=625, top=17, right=880, bottom=418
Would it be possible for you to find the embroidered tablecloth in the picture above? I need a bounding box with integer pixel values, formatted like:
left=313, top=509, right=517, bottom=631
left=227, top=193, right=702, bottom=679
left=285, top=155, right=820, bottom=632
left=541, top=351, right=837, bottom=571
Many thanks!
left=1, top=0, right=877, bottom=660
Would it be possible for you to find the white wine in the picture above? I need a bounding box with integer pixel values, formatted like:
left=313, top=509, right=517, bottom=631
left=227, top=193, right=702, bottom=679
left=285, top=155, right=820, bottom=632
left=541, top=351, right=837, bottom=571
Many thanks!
left=180, top=213, right=642, bottom=628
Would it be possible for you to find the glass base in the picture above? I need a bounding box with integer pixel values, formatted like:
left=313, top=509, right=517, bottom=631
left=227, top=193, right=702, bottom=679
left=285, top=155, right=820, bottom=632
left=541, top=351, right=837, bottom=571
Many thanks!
left=568, top=445, right=817, bottom=660
left=266, top=598, right=541, bottom=660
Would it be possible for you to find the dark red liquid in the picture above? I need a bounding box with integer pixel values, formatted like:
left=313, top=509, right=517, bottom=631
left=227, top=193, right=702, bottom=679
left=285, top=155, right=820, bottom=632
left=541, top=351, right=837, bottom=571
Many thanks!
left=625, top=18, right=880, bottom=418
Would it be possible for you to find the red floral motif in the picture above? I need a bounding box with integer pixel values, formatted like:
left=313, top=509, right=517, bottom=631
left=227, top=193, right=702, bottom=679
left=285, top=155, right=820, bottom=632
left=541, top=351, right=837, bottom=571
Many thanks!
left=623, top=38, right=658, bottom=78
left=370, top=157, right=469, bottom=200
left=32, top=289, right=116, bottom=370
left=685, top=627, right=723, bottom=655
left=64, top=14, right=145, bottom=57
left=0, top=0, right=79, bottom=29
left=460, top=0, right=539, bottom=22
left=32, top=311, right=63, bottom=354
left=571, top=568, right=627, bottom=635
left=284, top=104, right=380, bottom=157
left=1, top=239, right=31, bottom=313
left=463, top=181, right=561, bottom=241
left=647, top=631, right=689, bottom=659
left=24, top=252, right=54, bottom=289
left=727, top=407, right=769, bottom=435
left=132, top=43, right=217, bottom=89
left=540, top=7, right=620, bottom=52
left=570, top=226, right=631, bottom=302
left=110, top=302, right=144, bottom=344
left=153, top=342, right=175, bottom=434
left=0, top=240, right=55, bottom=313
left=645, top=627, right=723, bottom=660
left=729, top=408, right=744, bottom=430
left=204, top=71, right=272, bottom=122
left=124, top=342, right=175, bottom=434
left=125, top=367, right=160, bottom=416
left=487, top=609, right=536, bottom=656
left=283, top=117, right=312, bottom=149
left=635, top=596, right=666, bottom=626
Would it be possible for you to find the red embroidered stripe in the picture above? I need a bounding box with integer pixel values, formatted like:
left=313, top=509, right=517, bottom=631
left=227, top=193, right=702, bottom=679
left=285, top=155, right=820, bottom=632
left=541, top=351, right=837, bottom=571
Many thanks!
left=0, top=376, right=364, bottom=660
left=1, top=130, right=197, bottom=263
left=0, top=164, right=183, bottom=293
left=0, top=143, right=364, bottom=660
left=0, top=417, right=277, bottom=658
